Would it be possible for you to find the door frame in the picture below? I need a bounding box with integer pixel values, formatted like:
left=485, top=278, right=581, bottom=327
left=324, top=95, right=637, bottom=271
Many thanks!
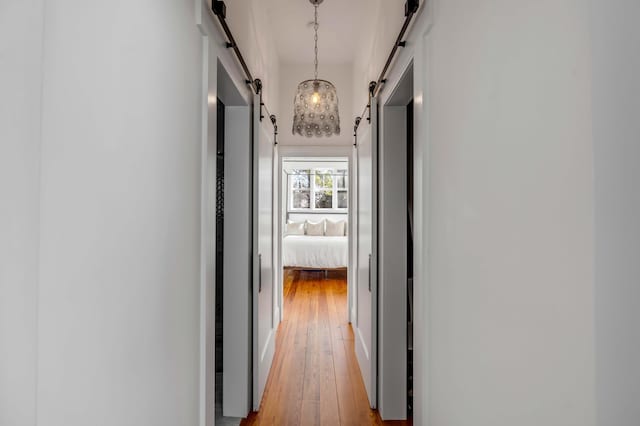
left=197, top=5, right=254, bottom=425
left=377, top=61, right=414, bottom=419
left=275, top=145, right=355, bottom=324
left=217, top=64, right=252, bottom=418
left=372, top=3, right=433, bottom=421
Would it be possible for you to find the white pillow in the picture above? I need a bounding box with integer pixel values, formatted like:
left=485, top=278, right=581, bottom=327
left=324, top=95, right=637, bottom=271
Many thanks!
left=305, top=220, right=324, bottom=236
left=285, top=221, right=305, bottom=235
left=325, top=219, right=345, bottom=236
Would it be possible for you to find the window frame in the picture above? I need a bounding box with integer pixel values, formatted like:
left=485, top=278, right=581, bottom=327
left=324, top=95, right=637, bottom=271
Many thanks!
left=288, top=168, right=348, bottom=213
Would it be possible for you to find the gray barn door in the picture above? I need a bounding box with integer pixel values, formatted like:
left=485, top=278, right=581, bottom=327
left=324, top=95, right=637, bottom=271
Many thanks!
left=355, top=99, right=378, bottom=407
left=252, top=95, right=276, bottom=410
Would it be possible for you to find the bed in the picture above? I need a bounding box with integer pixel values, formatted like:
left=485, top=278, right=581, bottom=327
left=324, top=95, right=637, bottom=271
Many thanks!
left=282, top=235, right=348, bottom=269
left=282, top=213, right=348, bottom=270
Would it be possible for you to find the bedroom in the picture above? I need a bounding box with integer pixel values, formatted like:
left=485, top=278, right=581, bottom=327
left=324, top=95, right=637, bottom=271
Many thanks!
left=282, top=158, right=349, bottom=275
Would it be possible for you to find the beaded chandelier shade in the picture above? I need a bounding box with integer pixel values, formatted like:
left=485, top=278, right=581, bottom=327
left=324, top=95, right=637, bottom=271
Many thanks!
left=292, top=0, right=340, bottom=137
left=293, top=79, right=340, bottom=137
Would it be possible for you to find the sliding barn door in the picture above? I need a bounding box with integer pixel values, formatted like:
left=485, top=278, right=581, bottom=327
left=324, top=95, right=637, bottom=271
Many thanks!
left=252, top=95, right=276, bottom=410
left=356, top=99, right=378, bottom=407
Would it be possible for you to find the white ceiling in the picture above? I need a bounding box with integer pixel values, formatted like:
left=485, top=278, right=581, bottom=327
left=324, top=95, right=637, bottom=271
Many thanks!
left=266, top=0, right=379, bottom=65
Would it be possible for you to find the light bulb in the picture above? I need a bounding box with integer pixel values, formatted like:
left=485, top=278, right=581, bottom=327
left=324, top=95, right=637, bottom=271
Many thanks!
left=311, top=92, right=320, bottom=104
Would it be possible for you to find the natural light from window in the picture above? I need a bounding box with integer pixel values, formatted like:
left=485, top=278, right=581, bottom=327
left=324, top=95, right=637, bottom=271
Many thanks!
left=288, top=167, right=348, bottom=212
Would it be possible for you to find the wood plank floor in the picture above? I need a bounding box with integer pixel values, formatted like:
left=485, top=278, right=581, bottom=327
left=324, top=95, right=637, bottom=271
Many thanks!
left=241, top=270, right=411, bottom=426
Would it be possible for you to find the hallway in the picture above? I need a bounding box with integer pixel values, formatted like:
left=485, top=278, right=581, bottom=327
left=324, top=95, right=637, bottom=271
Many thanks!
left=4, top=1, right=640, bottom=425
left=242, top=270, right=410, bottom=425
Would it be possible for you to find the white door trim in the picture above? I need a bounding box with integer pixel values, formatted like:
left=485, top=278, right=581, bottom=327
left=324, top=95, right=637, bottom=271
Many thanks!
left=276, top=145, right=355, bottom=324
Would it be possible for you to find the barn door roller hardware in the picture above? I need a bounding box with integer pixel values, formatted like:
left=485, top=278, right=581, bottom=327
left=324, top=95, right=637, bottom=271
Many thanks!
left=354, top=0, right=419, bottom=136
left=212, top=1, right=277, bottom=129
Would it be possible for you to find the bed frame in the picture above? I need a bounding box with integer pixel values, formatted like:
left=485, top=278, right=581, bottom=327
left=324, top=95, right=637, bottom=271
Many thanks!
left=283, top=266, right=347, bottom=279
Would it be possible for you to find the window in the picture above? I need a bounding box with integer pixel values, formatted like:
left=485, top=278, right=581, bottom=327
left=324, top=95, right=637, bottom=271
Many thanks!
left=314, top=169, right=333, bottom=209
left=336, top=169, right=348, bottom=209
left=291, top=169, right=311, bottom=209
left=288, top=168, right=348, bottom=212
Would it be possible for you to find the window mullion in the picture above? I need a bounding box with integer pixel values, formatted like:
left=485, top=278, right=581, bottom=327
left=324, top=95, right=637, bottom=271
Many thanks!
left=311, top=169, right=316, bottom=211
left=288, top=174, right=291, bottom=211
left=337, top=174, right=340, bottom=208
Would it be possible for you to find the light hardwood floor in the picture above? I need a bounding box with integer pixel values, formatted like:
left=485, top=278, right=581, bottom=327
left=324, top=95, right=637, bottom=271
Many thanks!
left=241, top=269, right=411, bottom=426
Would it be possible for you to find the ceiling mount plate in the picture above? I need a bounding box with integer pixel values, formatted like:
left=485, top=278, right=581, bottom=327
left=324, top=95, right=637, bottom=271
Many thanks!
left=309, top=0, right=324, bottom=5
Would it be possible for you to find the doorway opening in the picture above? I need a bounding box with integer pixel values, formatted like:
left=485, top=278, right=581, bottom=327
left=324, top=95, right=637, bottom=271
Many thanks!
left=281, top=157, right=350, bottom=283
left=378, top=61, right=414, bottom=420
left=280, top=156, right=351, bottom=318
left=214, top=96, right=225, bottom=422
left=213, top=59, right=252, bottom=425
left=275, top=154, right=354, bottom=324
left=406, top=98, right=414, bottom=417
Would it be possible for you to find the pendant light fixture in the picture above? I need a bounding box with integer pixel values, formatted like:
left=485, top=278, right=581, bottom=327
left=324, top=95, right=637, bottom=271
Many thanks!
left=292, top=0, right=340, bottom=137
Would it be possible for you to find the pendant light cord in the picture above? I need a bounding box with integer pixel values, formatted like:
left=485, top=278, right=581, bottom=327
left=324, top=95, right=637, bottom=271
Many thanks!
left=314, top=4, right=319, bottom=81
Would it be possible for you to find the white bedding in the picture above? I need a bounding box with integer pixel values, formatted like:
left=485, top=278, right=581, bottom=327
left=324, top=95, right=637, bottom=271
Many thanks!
left=282, top=235, right=348, bottom=269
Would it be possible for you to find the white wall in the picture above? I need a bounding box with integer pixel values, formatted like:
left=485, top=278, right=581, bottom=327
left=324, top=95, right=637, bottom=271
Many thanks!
left=425, top=1, right=596, bottom=424
left=0, top=1, right=43, bottom=425
left=35, top=2, right=203, bottom=425
left=370, top=0, right=597, bottom=424
left=279, top=62, right=353, bottom=145
left=224, top=0, right=280, bottom=118
left=0, top=0, right=280, bottom=423
left=352, top=0, right=406, bottom=118
left=591, top=1, right=640, bottom=425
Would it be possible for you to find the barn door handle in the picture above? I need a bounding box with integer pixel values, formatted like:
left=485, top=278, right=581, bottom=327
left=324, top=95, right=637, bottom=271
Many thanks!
left=258, top=254, right=262, bottom=293
left=368, top=254, right=372, bottom=292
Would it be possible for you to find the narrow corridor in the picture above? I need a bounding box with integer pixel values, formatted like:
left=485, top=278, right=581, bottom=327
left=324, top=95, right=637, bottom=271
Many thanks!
left=242, top=270, right=410, bottom=425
